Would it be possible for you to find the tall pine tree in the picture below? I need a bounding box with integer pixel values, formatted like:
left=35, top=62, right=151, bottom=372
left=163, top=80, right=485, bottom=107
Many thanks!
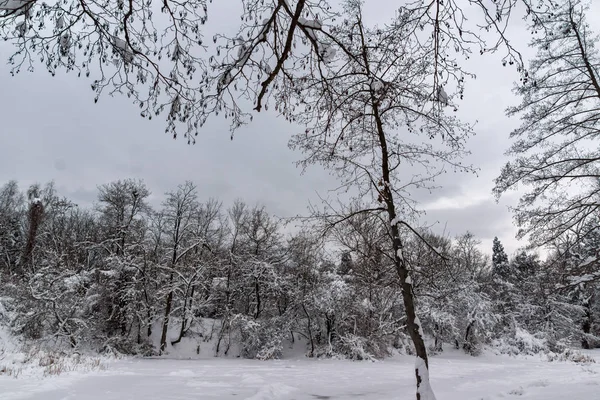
left=492, top=237, right=510, bottom=279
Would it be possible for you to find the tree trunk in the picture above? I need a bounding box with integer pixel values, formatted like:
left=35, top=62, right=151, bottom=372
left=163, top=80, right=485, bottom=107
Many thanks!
left=374, top=121, right=432, bottom=398
left=159, top=273, right=174, bottom=354
left=172, top=284, right=195, bottom=346
left=21, top=200, right=44, bottom=273
left=463, top=320, right=475, bottom=354
left=582, top=298, right=592, bottom=349
left=434, top=323, right=443, bottom=352
left=254, top=278, right=261, bottom=319
left=302, top=304, right=315, bottom=357
left=370, top=79, right=433, bottom=399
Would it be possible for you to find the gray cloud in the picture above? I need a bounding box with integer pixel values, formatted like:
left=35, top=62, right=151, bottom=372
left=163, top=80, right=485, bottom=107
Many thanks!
left=422, top=193, right=521, bottom=255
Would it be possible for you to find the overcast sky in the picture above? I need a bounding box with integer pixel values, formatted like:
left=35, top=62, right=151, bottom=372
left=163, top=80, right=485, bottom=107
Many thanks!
left=1, top=1, right=598, bottom=257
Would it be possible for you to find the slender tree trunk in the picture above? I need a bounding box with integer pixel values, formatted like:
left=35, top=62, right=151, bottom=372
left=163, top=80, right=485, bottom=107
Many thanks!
left=159, top=273, right=174, bottom=354
left=434, top=324, right=443, bottom=352
left=463, top=320, right=475, bottom=354
left=582, top=298, right=592, bottom=349
left=172, top=284, right=195, bottom=345
left=302, top=304, right=315, bottom=357
left=21, top=200, right=44, bottom=273
left=146, top=306, right=153, bottom=338
left=160, top=213, right=182, bottom=354
left=254, top=278, right=261, bottom=319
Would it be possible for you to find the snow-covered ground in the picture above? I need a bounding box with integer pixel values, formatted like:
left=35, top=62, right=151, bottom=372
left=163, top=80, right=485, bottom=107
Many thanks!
left=1, top=349, right=599, bottom=400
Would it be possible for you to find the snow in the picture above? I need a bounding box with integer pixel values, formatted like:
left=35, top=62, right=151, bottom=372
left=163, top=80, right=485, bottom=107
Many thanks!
left=370, top=79, right=384, bottom=93
left=0, top=316, right=18, bottom=355
left=298, top=18, right=322, bottom=30
left=112, top=36, right=134, bottom=62
left=296, top=17, right=335, bottom=63
left=63, top=274, right=84, bottom=290
left=415, top=357, right=437, bottom=400
left=396, top=249, right=403, bottom=260
left=1, top=349, right=599, bottom=400
left=211, top=277, right=227, bottom=289
left=577, top=256, right=598, bottom=268
left=437, top=86, right=448, bottom=106
left=246, top=383, right=297, bottom=400
left=568, top=270, right=600, bottom=285
left=0, top=0, right=31, bottom=11
left=414, top=315, right=425, bottom=339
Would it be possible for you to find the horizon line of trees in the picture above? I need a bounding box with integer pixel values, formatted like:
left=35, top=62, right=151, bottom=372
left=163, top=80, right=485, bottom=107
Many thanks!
left=1, top=178, right=598, bottom=361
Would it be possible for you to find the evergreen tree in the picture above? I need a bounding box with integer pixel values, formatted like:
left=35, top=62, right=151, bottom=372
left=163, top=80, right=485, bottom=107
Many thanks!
left=492, top=237, right=510, bottom=279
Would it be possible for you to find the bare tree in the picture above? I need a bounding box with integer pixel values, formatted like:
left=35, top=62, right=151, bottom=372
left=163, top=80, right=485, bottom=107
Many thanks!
left=157, top=181, right=199, bottom=354
left=0, top=181, right=24, bottom=274
left=96, top=179, right=150, bottom=341
left=494, top=0, right=600, bottom=250
left=170, top=198, right=225, bottom=346
left=289, top=3, right=474, bottom=398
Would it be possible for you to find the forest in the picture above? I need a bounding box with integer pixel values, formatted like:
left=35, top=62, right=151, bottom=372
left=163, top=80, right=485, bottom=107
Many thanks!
left=0, top=179, right=598, bottom=360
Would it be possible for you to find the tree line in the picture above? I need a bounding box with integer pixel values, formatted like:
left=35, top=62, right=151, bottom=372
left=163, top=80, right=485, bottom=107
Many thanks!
left=1, top=179, right=597, bottom=361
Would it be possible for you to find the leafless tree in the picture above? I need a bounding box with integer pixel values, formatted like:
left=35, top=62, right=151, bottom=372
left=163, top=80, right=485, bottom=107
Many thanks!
left=288, top=2, right=475, bottom=398
left=494, top=0, right=600, bottom=250
left=157, top=181, right=199, bottom=353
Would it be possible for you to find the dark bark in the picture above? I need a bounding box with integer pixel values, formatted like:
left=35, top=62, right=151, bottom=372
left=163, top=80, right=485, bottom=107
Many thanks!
left=463, top=320, right=475, bottom=354
left=172, top=284, right=195, bottom=345
left=581, top=298, right=592, bottom=349
left=160, top=207, right=183, bottom=353
left=159, top=273, right=174, bottom=354
left=254, top=278, right=261, bottom=319
left=434, top=323, right=443, bottom=352
left=369, top=69, right=430, bottom=400
left=21, top=200, right=44, bottom=272
left=325, top=313, right=336, bottom=346
left=302, top=303, right=315, bottom=357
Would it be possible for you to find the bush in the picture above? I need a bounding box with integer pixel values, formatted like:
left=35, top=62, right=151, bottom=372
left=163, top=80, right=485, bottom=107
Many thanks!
left=547, top=348, right=596, bottom=364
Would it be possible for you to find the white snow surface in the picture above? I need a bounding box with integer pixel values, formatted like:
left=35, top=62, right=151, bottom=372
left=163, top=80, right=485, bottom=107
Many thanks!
left=415, top=357, right=437, bottom=400
left=1, top=349, right=599, bottom=400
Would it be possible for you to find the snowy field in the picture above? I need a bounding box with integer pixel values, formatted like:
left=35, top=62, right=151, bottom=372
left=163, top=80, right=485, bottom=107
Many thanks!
left=1, top=350, right=599, bottom=400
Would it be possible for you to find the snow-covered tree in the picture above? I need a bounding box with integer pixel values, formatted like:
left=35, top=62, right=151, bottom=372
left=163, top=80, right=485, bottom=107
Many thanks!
left=156, top=181, right=200, bottom=354
left=1, top=177, right=597, bottom=362
left=494, top=0, right=600, bottom=248
left=492, top=237, right=509, bottom=279
left=94, top=179, right=151, bottom=349
left=0, top=181, right=25, bottom=274
left=288, top=2, right=478, bottom=396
